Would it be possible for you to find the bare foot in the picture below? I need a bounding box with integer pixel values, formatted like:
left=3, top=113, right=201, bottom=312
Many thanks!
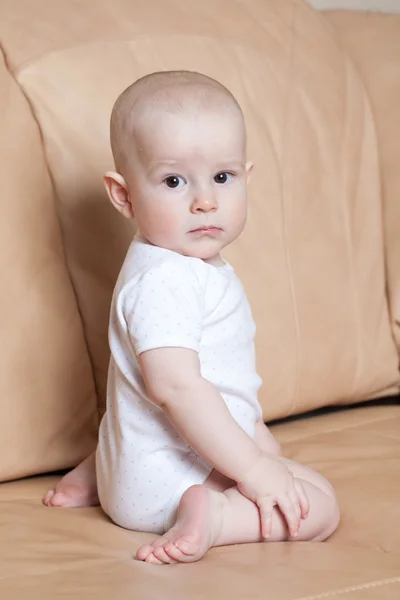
left=43, top=451, right=99, bottom=508
left=136, top=485, right=225, bottom=565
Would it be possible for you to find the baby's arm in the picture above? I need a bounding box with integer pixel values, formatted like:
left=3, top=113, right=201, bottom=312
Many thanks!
left=139, top=347, right=261, bottom=481
left=139, top=346, right=307, bottom=537
left=254, top=421, right=282, bottom=456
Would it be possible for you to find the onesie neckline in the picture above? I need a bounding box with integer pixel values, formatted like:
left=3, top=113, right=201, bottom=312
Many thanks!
left=133, top=234, right=234, bottom=273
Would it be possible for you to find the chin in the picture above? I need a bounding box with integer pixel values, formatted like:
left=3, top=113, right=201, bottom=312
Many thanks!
left=186, top=241, right=223, bottom=260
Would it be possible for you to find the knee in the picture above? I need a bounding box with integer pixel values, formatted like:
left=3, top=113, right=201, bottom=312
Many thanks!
left=318, top=496, right=340, bottom=541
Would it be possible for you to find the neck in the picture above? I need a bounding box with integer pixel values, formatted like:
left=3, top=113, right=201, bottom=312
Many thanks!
left=203, top=254, right=224, bottom=267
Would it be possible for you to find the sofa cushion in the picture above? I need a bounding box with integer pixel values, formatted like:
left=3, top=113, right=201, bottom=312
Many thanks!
left=0, top=402, right=399, bottom=598
left=0, top=0, right=398, bottom=427
left=326, top=10, right=400, bottom=353
left=0, top=53, right=98, bottom=482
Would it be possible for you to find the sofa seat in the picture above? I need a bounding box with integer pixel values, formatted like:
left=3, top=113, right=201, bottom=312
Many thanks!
left=1, top=402, right=399, bottom=599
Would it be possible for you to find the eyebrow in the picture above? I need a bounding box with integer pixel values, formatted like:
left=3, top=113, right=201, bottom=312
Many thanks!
left=215, top=161, right=245, bottom=170
left=148, top=160, right=181, bottom=174
left=151, top=160, right=181, bottom=168
left=149, top=159, right=245, bottom=174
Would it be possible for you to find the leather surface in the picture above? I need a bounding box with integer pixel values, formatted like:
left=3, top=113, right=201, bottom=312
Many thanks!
left=0, top=403, right=399, bottom=598
left=0, top=0, right=397, bottom=427
left=326, top=10, right=400, bottom=351
left=0, top=49, right=98, bottom=482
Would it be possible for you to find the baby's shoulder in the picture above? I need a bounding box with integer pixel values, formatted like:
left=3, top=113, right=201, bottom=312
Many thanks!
left=118, top=240, right=210, bottom=298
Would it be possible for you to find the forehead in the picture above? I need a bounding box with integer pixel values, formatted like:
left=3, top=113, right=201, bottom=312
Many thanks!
left=133, top=108, right=246, bottom=162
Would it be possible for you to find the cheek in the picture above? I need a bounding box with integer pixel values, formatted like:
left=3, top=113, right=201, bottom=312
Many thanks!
left=232, top=207, right=247, bottom=235
left=226, top=191, right=247, bottom=230
left=140, top=201, right=181, bottom=237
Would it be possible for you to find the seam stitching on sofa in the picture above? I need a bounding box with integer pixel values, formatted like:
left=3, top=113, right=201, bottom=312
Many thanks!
left=0, top=43, right=101, bottom=428
left=275, top=412, right=400, bottom=443
left=282, top=1, right=302, bottom=416
left=297, top=576, right=400, bottom=600
left=367, top=431, right=400, bottom=442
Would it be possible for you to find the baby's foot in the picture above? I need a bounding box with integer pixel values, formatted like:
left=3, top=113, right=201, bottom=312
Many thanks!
left=136, top=485, right=225, bottom=565
left=43, top=451, right=99, bottom=508
left=43, top=484, right=99, bottom=508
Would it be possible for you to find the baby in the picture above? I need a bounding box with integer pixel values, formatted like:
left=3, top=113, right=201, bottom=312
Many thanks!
left=44, top=71, right=340, bottom=564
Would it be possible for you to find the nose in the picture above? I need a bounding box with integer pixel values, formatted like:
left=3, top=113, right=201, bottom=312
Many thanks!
left=190, top=189, right=218, bottom=214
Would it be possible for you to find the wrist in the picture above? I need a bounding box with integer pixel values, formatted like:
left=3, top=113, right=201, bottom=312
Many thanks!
left=235, top=447, right=263, bottom=484
left=237, top=450, right=282, bottom=486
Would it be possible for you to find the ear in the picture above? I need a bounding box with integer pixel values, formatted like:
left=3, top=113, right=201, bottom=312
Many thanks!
left=104, top=171, right=134, bottom=220
left=246, top=161, right=254, bottom=183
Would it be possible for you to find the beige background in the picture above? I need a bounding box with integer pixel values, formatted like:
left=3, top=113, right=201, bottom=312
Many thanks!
left=309, top=0, right=400, bottom=12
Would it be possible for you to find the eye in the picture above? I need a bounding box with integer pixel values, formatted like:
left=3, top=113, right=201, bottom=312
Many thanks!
left=163, top=175, right=185, bottom=189
left=214, top=172, right=233, bottom=184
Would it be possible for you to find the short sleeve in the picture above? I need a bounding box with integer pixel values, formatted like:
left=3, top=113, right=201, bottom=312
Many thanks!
left=123, top=260, right=205, bottom=355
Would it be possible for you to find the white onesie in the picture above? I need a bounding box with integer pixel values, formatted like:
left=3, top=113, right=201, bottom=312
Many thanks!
left=96, top=237, right=263, bottom=533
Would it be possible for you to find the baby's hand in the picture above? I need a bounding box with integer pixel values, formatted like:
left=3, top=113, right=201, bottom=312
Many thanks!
left=237, top=453, right=309, bottom=539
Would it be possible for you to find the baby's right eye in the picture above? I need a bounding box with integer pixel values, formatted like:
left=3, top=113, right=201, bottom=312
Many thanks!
left=163, top=175, right=185, bottom=189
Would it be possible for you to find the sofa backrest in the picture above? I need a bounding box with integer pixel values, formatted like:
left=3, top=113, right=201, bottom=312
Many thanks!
left=327, top=9, right=400, bottom=358
left=0, top=0, right=398, bottom=481
left=0, top=54, right=98, bottom=482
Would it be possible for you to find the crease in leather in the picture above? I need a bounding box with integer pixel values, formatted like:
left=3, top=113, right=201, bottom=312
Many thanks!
left=8, top=20, right=286, bottom=79
left=275, top=411, right=400, bottom=443
left=281, top=0, right=302, bottom=416
left=339, top=62, right=363, bottom=399
left=297, top=577, right=400, bottom=600
left=363, top=431, right=400, bottom=443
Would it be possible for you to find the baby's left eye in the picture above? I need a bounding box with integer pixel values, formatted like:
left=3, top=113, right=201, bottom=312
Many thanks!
left=214, top=172, right=233, bottom=184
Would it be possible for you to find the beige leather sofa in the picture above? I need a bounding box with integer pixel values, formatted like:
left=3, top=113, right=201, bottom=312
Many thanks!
left=0, top=1, right=399, bottom=597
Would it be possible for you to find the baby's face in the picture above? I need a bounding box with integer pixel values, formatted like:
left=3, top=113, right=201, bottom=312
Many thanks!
left=124, top=108, right=251, bottom=265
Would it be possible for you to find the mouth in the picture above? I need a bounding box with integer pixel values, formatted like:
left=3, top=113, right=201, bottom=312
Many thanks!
left=189, top=226, right=223, bottom=235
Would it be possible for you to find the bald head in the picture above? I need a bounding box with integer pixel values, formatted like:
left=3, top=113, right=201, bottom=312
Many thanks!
left=109, top=70, right=245, bottom=175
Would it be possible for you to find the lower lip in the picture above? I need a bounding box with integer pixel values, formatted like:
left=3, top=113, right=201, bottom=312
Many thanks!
left=189, top=227, right=223, bottom=237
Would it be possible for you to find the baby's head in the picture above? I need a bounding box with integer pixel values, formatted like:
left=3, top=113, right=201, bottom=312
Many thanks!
left=105, top=71, right=252, bottom=265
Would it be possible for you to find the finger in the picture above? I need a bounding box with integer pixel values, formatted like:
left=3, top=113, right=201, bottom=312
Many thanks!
left=277, top=495, right=300, bottom=538
left=257, top=496, right=275, bottom=540
left=294, top=479, right=310, bottom=519
left=288, top=491, right=301, bottom=526
left=286, top=474, right=301, bottom=536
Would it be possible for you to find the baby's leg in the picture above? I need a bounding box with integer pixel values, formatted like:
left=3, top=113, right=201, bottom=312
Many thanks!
left=43, top=450, right=99, bottom=508
left=137, top=460, right=339, bottom=565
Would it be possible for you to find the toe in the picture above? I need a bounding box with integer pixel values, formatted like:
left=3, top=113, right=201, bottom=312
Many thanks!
left=136, top=544, right=154, bottom=561
left=163, top=541, right=185, bottom=562
left=144, top=553, right=164, bottom=565
left=153, top=546, right=176, bottom=564
left=174, top=536, right=199, bottom=556
left=43, top=490, right=55, bottom=506
left=49, top=492, right=67, bottom=507
left=149, top=536, right=169, bottom=549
